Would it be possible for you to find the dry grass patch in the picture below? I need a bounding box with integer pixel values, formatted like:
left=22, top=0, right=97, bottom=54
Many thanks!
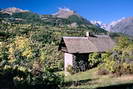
left=64, top=68, right=133, bottom=89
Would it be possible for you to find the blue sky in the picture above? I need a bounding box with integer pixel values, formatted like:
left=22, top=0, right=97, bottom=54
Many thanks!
left=0, top=0, right=133, bottom=23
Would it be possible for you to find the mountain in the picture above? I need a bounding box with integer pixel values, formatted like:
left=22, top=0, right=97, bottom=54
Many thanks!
left=106, top=17, right=125, bottom=31
left=1, top=7, right=133, bottom=37
left=53, top=8, right=76, bottom=18
left=90, top=18, right=127, bottom=31
left=46, top=8, right=93, bottom=26
left=109, top=17, right=133, bottom=36
left=0, top=7, right=29, bottom=15
left=90, top=21, right=108, bottom=30
left=0, top=7, right=41, bottom=24
left=0, top=7, right=107, bottom=34
left=90, top=17, right=133, bottom=36
left=0, top=7, right=93, bottom=26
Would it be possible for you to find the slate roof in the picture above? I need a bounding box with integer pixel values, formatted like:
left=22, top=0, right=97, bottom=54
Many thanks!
left=59, top=35, right=115, bottom=53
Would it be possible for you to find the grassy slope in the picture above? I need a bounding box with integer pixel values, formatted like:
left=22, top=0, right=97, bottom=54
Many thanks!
left=63, top=68, right=133, bottom=89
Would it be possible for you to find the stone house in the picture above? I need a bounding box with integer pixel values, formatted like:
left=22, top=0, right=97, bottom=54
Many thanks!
left=58, top=32, right=115, bottom=75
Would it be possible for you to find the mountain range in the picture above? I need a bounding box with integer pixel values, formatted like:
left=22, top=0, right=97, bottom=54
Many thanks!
left=0, top=7, right=133, bottom=36
left=91, top=17, right=133, bottom=36
left=0, top=7, right=105, bottom=33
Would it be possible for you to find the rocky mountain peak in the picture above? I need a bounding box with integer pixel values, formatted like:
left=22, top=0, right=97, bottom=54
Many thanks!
left=109, top=17, right=133, bottom=36
left=0, top=7, right=29, bottom=14
left=53, top=8, right=76, bottom=18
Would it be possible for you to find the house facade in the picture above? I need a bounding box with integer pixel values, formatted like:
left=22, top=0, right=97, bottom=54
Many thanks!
left=59, top=33, right=115, bottom=75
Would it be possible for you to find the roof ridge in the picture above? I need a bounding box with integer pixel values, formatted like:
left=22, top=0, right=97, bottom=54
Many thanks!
left=60, top=36, right=115, bottom=53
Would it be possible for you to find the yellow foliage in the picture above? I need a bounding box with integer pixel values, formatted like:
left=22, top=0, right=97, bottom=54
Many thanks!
left=17, top=66, right=27, bottom=72
left=103, top=57, right=116, bottom=72
left=123, top=63, right=130, bottom=69
left=0, top=42, right=5, bottom=59
left=8, top=44, right=15, bottom=61
left=22, top=49, right=32, bottom=58
left=15, top=36, right=30, bottom=49
left=8, top=36, right=33, bottom=62
left=4, top=65, right=11, bottom=69
left=124, top=44, right=133, bottom=55
left=40, top=48, right=46, bottom=63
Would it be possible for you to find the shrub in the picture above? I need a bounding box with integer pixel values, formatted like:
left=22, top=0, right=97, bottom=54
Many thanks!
left=88, top=52, right=102, bottom=68
left=0, top=65, right=64, bottom=89
left=14, top=70, right=64, bottom=89
left=98, top=37, right=133, bottom=76
left=66, top=65, right=74, bottom=75
left=113, top=63, right=133, bottom=76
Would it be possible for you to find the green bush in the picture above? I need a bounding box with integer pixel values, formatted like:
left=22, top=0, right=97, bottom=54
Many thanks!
left=0, top=65, right=64, bottom=89
left=66, top=65, right=74, bottom=75
left=113, top=63, right=133, bottom=76
left=98, top=37, right=133, bottom=76
left=88, top=52, right=102, bottom=68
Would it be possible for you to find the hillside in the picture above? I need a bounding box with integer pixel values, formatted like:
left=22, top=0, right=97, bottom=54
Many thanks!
left=0, top=7, right=106, bottom=34
left=0, top=7, right=108, bottom=73
left=64, top=68, right=133, bottom=89
left=0, top=7, right=133, bottom=89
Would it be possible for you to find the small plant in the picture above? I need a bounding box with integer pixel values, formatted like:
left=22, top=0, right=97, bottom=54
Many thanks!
left=66, top=65, right=74, bottom=75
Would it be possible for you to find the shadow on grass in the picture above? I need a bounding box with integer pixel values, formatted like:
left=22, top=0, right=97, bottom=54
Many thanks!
left=96, top=83, right=133, bottom=89
left=64, top=78, right=98, bottom=87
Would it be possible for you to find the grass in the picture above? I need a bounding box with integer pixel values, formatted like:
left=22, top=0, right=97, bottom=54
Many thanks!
left=62, top=68, right=133, bottom=89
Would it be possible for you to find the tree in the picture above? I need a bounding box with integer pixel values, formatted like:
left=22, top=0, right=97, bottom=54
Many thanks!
left=8, top=36, right=33, bottom=67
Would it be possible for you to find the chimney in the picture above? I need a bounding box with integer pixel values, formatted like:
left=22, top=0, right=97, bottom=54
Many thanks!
left=86, top=31, right=95, bottom=37
left=86, top=31, right=90, bottom=37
